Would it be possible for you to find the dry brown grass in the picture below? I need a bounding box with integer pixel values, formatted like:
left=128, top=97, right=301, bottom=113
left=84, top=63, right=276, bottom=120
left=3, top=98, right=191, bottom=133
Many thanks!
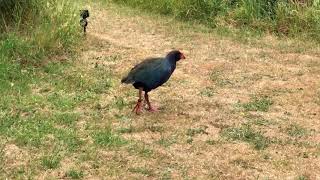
left=2, top=2, right=320, bottom=179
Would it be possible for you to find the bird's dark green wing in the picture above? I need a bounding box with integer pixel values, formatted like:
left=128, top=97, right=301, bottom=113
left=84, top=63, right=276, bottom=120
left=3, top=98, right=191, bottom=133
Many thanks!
left=122, top=57, right=174, bottom=91
left=122, top=58, right=163, bottom=83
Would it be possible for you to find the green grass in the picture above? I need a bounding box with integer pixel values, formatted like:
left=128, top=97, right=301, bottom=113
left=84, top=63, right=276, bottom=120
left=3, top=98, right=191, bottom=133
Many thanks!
left=199, top=87, right=215, bottom=97
left=92, top=128, right=128, bottom=147
left=221, top=124, right=269, bottom=150
left=157, top=137, right=177, bottom=148
left=247, top=117, right=273, bottom=126
left=41, top=154, right=61, bottom=169
left=297, top=175, right=310, bottom=180
left=286, top=124, right=309, bottom=138
left=240, top=96, right=273, bottom=112
left=128, top=143, right=154, bottom=158
left=65, top=169, right=84, bottom=179
left=210, top=69, right=233, bottom=87
left=117, top=126, right=134, bottom=134
left=186, top=127, right=208, bottom=137
left=232, top=158, right=251, bottom=169
left=0, top=0, right=80, bottom=95
left=206, top=140, right=219, bottom=145
left=53, top=112, right=80, bottom=126
left=129, top=167, right=153, bottom=177
left=109, top=0, right=320, bottom=42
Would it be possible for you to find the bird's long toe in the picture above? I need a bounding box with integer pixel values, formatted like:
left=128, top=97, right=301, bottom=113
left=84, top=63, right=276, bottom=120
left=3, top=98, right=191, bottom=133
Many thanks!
left=147, top=105, right=158, bottom=112
left=132, top=100, right=143, bottom=115
left=148, top=107, right=158, bottom=112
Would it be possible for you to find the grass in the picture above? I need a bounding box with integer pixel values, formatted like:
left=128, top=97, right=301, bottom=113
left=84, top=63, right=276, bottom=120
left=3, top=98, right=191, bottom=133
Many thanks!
left=221, top=124, right=269, bottom=150
left=92, top=128, right=128, bottom=147
left=109, top=0, right=320, bottom=42
left=128, top=143, right=153, bottom=158
left=65, top=169, right=84, bottom=179
left=286, top=124, right=309, bottom=138
left=41, top=155, right=61, bottom=169
left=157, top=137, right=177, bottom=148
left=210, top=69, right=233, bottom=87
left=1, top=0, right=320, bottom=179
left=240, top=96, right=273, bottom=112
left=128, top=167, right=153, bottom=177
left=199, top=87, right=215, bottom=97
left=53, top=112, right=80, bottom=127
left=186, top=127, right=208, bottom=137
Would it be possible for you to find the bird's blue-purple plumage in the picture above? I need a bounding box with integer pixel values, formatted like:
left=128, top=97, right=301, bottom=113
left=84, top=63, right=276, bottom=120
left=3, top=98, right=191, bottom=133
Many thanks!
left=121, top=51, right=181, bottom=92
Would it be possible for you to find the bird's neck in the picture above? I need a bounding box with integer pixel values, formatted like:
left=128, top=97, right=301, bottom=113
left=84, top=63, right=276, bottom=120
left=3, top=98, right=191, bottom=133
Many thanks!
left=166, top=56, right=177, bottom=65
left=165, top=58, right=176, bottom=73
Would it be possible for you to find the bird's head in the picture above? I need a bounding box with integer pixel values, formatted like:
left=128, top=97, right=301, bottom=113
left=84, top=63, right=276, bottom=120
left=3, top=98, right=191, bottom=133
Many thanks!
left=166, top=50, right=186, bottom=62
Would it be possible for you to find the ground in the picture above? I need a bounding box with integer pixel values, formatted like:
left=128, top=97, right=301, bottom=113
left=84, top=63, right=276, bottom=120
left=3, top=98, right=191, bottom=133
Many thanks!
left=1, top=2, right=320, bottom=179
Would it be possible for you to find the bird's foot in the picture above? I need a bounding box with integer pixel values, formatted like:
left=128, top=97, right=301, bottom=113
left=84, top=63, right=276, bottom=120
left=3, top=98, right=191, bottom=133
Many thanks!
left=132, top=99, right=143, bottom=115
left=147, top=106, right=158, bottom=112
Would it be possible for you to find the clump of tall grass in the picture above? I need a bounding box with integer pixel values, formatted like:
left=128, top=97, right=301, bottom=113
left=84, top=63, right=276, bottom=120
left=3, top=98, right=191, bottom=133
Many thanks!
left=110, top=0, right=320, bottom=41
left=0, top=0, right=80, bottom=93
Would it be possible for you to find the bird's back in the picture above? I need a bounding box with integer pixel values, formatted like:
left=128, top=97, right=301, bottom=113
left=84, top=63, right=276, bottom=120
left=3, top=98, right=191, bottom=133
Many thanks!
left=121, top=57, right=175, bottom=91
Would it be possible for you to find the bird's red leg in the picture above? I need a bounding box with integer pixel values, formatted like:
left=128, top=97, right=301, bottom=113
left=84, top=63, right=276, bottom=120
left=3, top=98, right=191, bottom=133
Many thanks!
left=145, top=92, right=158, bottom=112
left=132, top=88, right=143, bottom=114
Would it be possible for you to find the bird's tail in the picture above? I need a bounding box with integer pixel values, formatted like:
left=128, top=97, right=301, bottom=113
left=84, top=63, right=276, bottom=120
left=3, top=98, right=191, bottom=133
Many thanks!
left=121, top=76, right=129, bottom=84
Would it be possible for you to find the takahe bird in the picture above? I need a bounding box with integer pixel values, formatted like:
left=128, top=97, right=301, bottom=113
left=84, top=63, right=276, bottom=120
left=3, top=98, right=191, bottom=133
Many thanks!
left=80, top=10, right=89, bottom=33
left=121, top=50, right=186, bottom=114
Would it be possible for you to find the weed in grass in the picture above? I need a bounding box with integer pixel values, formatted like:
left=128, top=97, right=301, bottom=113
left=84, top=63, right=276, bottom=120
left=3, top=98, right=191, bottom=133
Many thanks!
left=117, top=127, right=134, bottom=134
left=112, top=97, right=128, bottom=110
left=92, top=128, right=127, bottom=148
left=65, top=169, right=84, bottom=179
left=53, top=112, right=80, bottom=127
left=187, top=137, right=193, bottom=144
left=89, top=76, right=113, bottom=94
left=55, top=129, right=83, bottom=151
left=43, top=62, right=67, bottom=74
left=129, top=167, right=153, bottom=177
left=262, top=153, right=271, bottom=160
left=297, top=175, right=310, bottom=180
left=11, top=168, right=26, bottom=179
left=206, top=139, right=219, bottom=145
left=210, top=70, right=232, bottom=87
left=41, top=154, right=61, bottom=169
left=252, top=118, right=271, bottom=126
left=115, top=114, right=131, bottom=122
left=240, top=96, right=273, bottom=112
left=160, top=168, right=172, bottom=180
left=221, top=124, right=269, bottom=150
left=157, top=137, right=177, bottom=148
left=286, top=124, right=308, bottom=138
left=128, top=143, right=153, bottom=158
left=249, top=117, right=272, bottom=126
left=104, top=54, right=121, bottom=62
left=232, top=158, right=251, bottom=169
left=47, top=92, right=77, bottom=111
left=199, top=87, right=215, bottom=97
left=7, top=116, right=55, bottom=147
left=147, top=125, right=164, bottom=133
left=298, top=152, right=309, bottom=159
left=186, top=126, right=208, bottom=137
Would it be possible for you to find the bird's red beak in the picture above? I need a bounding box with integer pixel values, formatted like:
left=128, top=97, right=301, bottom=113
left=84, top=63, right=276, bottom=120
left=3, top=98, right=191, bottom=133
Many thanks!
left=180, top=53, right=186, bottom=60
